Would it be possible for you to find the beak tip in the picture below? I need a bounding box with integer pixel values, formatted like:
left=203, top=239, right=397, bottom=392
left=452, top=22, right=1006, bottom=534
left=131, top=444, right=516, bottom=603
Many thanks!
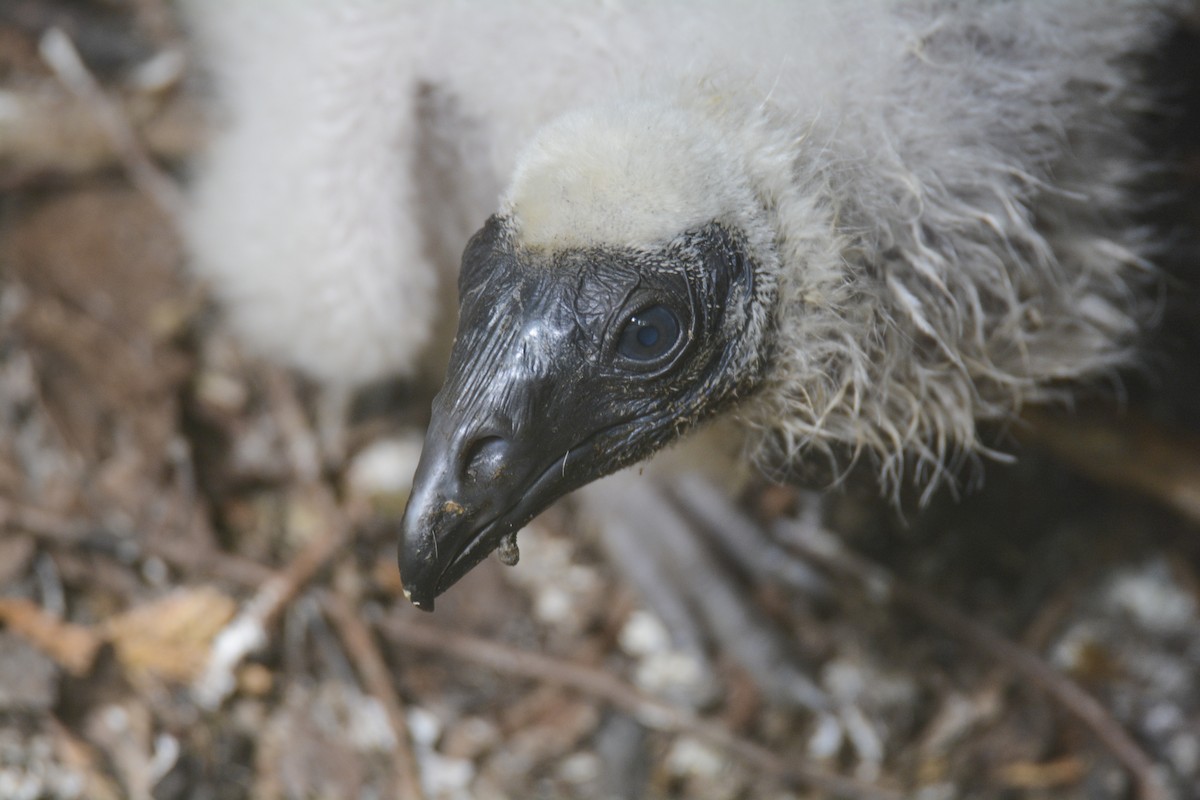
left=399, top=493, right=442, bottom=611
left=400, top=579, right=437, bottom=611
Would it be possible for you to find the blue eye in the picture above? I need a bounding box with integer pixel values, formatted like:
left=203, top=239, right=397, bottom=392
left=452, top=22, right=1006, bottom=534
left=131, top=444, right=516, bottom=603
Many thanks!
left=618, top=305, right=681, bottom=362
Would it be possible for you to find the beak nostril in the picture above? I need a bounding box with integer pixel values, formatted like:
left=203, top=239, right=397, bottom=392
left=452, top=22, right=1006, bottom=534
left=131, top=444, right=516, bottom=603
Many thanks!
left=462, top=435, right=508, bottom=485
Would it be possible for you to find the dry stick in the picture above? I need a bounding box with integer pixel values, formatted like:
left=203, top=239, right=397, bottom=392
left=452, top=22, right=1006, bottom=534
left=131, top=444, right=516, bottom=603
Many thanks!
left=39, top=28, right=187, bottom=223
left=0, top=385, right=347, bottom=709
left=3, top=492, right=275, bottom=588
left=0, top=498, right=84, bottom=542
left=379, top=613, right=902, bottom=800
left=195, top=370, right=349, bottom=708
left=774, top=520, right=1170, bottom=800
left=7, top=436, right=876, bottom=794
left=189, top=368, right=424, bottom=788
left=12, top=489, right=415, bottom=797
left=262, top=368, right=325, bottom=485
left=145, top=499, right=277, bottom=588
left=1021, top=407, right=1200, bottom=526
left=192, top=497, right=351, bottom=708
left=321, top=594, right=427, bottom=800
left=36, top=34, right=412, bottom=783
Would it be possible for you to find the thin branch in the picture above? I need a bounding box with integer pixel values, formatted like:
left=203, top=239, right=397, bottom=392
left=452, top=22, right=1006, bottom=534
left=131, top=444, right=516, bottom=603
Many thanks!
left=38, top=27, right=186, bottom=222
left=774, top=518, right=1170, bottom=800
left=194, top=370, right=350, bottom=708
left=378, top=613, right=902, bottom=800
left=1020, top=407, right=1200, bottom=526
left=192, top=514, right=350, bottom=708
left=263, top=367, right=324, bottom=484
left=4, top=492, right=274, bottom=588
left=321, top=594, right=426, bottom=800
left=0, top=497, right=85, bottom=542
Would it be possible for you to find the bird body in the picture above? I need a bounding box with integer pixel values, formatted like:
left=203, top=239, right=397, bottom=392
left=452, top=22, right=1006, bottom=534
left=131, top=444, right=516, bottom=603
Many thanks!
left=182, top=0, right=1183, bottom=606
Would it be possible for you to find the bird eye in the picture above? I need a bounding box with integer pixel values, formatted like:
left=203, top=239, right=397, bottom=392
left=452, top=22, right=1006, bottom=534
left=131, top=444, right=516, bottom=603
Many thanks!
left=617, top=305, right=681, bottom=363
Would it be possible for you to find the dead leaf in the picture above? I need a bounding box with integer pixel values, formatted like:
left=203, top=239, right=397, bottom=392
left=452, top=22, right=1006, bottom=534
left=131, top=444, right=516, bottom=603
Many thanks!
left=0, top=596, right=102, bottom=676
left=998, top=757, right=1086, bottom=789
left=104, top=586, right=237, bottom=684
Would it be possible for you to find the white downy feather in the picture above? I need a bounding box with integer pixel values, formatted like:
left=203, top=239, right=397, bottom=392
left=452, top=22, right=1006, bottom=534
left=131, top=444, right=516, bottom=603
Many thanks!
left=183, top=0, right=1183, bottom=491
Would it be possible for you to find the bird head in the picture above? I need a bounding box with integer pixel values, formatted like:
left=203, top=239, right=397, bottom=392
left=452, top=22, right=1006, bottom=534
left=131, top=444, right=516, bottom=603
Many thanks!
left=398, top=103, right=779, bottom=609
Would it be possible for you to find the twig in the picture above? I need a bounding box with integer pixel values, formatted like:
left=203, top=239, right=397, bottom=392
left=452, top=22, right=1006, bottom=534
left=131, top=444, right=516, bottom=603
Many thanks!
left=49, top=717, right=123, bottom=800
left=193, top=511, right=348, bottom=709
left=774, top=519, right=1170, bottom=800
left=916, top=574, right=1086, bottom=757
left=0, top=497, right=85, bottom=542
left=3, top=493, right=274, bottom=588
left=38, top=27, right=186, bottom=222
left=264, top=367, right=323, bottom=484
left=1021, top=407, right=1200, bottom=526
left=194, top=371, right=350, bottom=708
left=378, top=613, right=902, bottom=800
left=0, top=81, right=202, bottom=188
left=321, top=594, right=426, bottom=800
left=145, top=524, right=275, bottom=588
left=192, top=517, right=349, bottom=708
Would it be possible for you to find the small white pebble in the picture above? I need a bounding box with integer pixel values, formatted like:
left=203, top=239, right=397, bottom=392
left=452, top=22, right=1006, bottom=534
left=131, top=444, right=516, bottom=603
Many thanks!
left=141, top=556, right=169, bottom=586
left=618, top=610, right=671, bottom=657
left=148, top=734, right=180, bottom=785
left=634, top=651, right=710, bottom=700
left=196, top=371, right=248, bottom=415
left=1104, top=560, right=1198, bottom=635
left=345, top=435, right=425, bottom=499
left=100, top=705, right=129, bottom=733
left=418, top=753, right=474, bottom=797
left=406, top=706, right=443, bottom=748
left=558, top=752, right=601, bottom=785
left=1144, top=702, right=1183, bottom=735
left=534, top=586, right=573, bottom=625
left=806, top=712, right=843, bottom=760
left=346, top=695, right=397, bottom=751
left=665, top=737, right=725, bottom=779
left=1167, top=732, right=1199, bottom=775
left=821, top=659, right=866, bottom=704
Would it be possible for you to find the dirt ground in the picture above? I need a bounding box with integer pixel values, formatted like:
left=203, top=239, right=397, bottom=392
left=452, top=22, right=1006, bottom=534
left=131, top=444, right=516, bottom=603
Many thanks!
left=1, top=3, right=1199, bottom=799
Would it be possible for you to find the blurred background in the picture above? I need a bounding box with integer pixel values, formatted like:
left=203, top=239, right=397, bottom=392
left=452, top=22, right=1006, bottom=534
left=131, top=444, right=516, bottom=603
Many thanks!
left=0, top=2, right=1198, bottom=798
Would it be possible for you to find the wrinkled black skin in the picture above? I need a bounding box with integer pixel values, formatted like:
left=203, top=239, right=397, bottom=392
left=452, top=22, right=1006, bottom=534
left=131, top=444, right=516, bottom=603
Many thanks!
left=398, top=215, right=761, bottom=609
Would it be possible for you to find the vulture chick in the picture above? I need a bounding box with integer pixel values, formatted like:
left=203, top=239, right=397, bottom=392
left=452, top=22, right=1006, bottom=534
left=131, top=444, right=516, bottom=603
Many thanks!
left=397, top=3, right=1180, bottom=609
left=183, top=3, right=1182, bottom=625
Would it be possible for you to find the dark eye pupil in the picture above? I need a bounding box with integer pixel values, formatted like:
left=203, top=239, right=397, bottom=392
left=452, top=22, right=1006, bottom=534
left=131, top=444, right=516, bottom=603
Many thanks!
left=618, top=305, right=680, bottom=363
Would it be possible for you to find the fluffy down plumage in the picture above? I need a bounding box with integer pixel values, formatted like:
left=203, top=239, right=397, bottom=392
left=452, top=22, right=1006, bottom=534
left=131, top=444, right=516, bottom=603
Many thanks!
left=182, top=0, right=1184, bottom=604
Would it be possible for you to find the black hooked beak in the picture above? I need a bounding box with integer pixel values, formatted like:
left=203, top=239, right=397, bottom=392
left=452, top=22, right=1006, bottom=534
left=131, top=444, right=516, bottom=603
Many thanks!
left=396, top=266, right=583, bottom=610
left=398, top=374, right=591, bottom=610
left=399, top=408, right=533, bottom=609
left=397, top=217, right=582, bottom=610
